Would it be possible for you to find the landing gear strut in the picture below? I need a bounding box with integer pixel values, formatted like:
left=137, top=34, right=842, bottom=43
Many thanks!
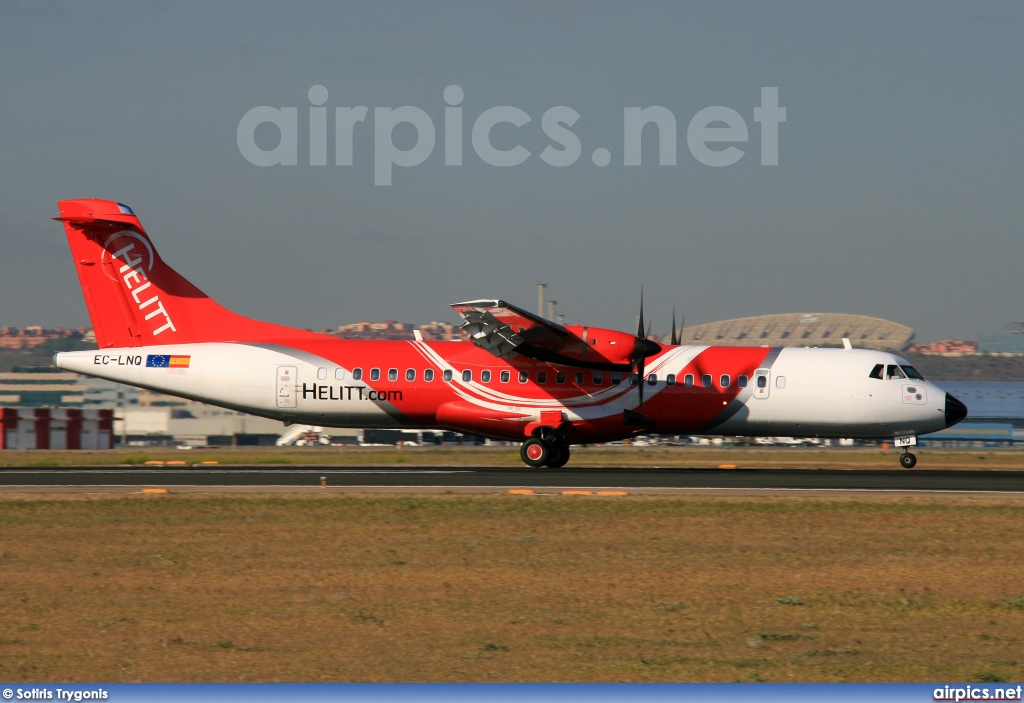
left=899, top=449, right=917, bottom=469
left=520, top=435, right=571, bottom=468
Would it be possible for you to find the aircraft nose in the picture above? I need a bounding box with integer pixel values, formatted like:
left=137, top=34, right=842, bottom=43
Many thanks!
left=944, top=393, right=968, bottom=428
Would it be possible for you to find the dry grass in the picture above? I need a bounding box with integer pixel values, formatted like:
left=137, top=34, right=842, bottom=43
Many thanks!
left=1, top=493, right=1023, bottom=682
left=2, top=446, right=1024, bottom=470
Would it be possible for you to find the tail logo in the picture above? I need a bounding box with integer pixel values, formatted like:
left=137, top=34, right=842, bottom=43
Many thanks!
left=101, top=230, right=177, bottom=336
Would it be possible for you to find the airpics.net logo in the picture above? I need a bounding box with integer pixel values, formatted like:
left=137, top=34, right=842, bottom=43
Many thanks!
left=237, top=85, right=786, bottom=186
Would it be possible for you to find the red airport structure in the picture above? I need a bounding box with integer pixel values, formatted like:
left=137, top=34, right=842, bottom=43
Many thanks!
left=0, top=408, right=114, bottom=450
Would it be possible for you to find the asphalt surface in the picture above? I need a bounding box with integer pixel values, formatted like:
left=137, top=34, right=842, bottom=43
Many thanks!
left=1, top=466, right=1023, bottom=492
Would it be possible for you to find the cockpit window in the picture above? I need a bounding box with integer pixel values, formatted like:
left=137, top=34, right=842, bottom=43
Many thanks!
left=886, top=364, right=905, bottom=380
left=869, top=364, right=884, bottom=380
left=900, top=365, right=925, bottom=380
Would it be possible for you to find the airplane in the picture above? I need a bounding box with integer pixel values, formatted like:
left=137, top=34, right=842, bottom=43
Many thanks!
left=51, top=198, right=967, bottom=468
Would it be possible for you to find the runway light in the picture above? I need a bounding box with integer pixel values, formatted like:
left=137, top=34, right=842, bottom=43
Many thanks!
left=596, top=491, right=628, bottom=496
left=561, top=490, right=593, bottom=496
left=320, top=476, right=327, bottom=488
left=141, top=488, right=168, bottom=494
left=718, top=464, right=737, bottom=469
left=508, top=489, right=535, bottom=495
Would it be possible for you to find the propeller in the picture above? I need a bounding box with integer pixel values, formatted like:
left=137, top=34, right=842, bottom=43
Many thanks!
left=670, top=309, right=679, bottom=346
left=631, top=289, right=661, bottom=406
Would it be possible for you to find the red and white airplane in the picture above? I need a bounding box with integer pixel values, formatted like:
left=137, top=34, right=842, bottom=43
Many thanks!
left=52, top=198, right=967, bottom=468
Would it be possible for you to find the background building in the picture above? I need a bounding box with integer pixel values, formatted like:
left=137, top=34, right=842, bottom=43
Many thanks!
left=977, top=323, right=1024, bottom=355
left=671, top=313, right=915, bottom=351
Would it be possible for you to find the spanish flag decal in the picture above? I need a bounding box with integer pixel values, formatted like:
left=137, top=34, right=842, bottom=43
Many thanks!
left=169, top=355, right=191, bottom=368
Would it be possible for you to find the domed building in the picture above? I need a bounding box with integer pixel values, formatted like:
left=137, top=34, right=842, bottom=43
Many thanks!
left=670, top=313, right=914, bottom=352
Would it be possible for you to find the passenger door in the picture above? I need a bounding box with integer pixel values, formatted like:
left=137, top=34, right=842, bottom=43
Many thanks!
left=276, top=365, right=298, bottom=408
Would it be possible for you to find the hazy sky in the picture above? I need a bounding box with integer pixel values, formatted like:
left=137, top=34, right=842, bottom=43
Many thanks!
left=1, top=1, right=1021, bottom=343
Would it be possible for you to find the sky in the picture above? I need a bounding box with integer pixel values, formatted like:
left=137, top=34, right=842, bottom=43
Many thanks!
left=1, top=1, right=1021, bottom=343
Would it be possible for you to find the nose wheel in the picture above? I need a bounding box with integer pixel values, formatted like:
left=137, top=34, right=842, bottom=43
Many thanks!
left=899, top=450, right=917, bottom=469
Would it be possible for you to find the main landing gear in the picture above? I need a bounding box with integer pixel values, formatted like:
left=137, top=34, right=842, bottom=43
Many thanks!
left=899, top=449, right=917, bottom=469
left=520, top=436, right=571, bottom=468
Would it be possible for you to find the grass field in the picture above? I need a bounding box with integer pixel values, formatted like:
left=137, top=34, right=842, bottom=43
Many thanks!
left=2, top=445, right=1024, bottom=470
left=1, top=493, right=1023, bottom=682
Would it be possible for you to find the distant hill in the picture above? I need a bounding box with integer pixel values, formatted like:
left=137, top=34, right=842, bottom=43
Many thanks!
left=0, top=338, right=95, bottom=373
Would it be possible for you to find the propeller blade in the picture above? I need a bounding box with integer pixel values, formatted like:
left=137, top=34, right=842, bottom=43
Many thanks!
left=636, top=352, right=646, bottom=406
left=629, top=288, right=663, bottom=407
left=633, top=288, right=652, bottom=406
left=636, top=288, right=646, bottom=340
left=670, top=309, right=678, bottom=346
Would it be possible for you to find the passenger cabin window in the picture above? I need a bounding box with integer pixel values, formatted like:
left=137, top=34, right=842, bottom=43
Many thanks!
left=518, top=370, right=528, bottom=383
left=611, top=372, right=622, bottom=384
left=481, top=370, right=491, bottom=383
left=701, top=374, right=712, bottom=388
left=462, top=370, right=473, bottom=382
left=869, top=364, right=884, bottom=380
left=500, top=370, right=510, bottom=383
left=370, top=368, right=380, bottom=381
left=424, top=369, right=434, bottom=382
left=593, top=372, right=604, bottom=385
left=757, top=375, right=767, bottom=389
left=629, top=373, right=640, bottom=386
left=443, top=369, right=453, bottom=382
left=555, top=371, right=566, bottom=384
left=388, top=368, right=398, bottom=381
left=738, top=375, right=748, bottom=388
left=335, top=369, right=345, bottom=381
left=684, top=374, right=694, bottom=387
left=647, top=374, right=657, bottom=386
left=574, top=372, right=584, bottom=385
left=776, top=376, right=786, bottom=389
left=900, top=365, right=925, bottom=380
left=353, top=368, right=363, bottom=380
left=886, top=364, right=906, bottom=380
left=666, top=374, right=676, bottom=386
left=406, top=369, right=416, bottom=382
left=537, top=371, right=548, bottom=384
left=720, top=374, right=730, bottom=388
left=317, top=367, right=327, bottom=380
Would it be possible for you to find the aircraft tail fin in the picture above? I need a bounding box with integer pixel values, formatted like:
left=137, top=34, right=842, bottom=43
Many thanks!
left=56, top=199, right=321, bottom=348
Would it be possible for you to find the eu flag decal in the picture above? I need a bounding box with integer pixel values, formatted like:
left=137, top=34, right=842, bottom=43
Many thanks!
left=146, top=355, right=190, bottom=368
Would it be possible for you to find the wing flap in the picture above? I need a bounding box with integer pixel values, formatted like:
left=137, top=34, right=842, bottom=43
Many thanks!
left=451, top=299, right=569, bottom=358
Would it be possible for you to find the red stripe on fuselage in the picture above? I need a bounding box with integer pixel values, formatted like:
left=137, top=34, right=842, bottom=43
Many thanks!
left=263, top=339, right=773, bottom=440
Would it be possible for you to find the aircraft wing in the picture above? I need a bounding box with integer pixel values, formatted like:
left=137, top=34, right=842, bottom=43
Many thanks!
left=450, top=299, right=570, bottom=358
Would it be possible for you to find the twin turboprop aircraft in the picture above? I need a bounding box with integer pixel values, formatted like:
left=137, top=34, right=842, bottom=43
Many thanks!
left=52, top=199, right=967, bottom=467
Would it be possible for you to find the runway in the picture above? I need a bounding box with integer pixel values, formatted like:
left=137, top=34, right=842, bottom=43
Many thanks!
left=2, top=466, right=1024, bottom=493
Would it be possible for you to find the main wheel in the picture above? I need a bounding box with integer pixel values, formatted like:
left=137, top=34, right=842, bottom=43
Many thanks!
left=520, top=437, right=549, bottom=467
left=546, top=444, right=570, bottom=468
left=899, top=452, right=917, bottom=469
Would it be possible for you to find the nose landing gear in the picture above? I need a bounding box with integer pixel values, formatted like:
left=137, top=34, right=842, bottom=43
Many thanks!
left=899, top=449, right=917, bottom=469
left=520, top=436, right=571, bottom=468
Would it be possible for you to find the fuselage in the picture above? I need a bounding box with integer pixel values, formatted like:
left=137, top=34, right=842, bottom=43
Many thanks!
left=55, top=339, right=963, bottom=444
